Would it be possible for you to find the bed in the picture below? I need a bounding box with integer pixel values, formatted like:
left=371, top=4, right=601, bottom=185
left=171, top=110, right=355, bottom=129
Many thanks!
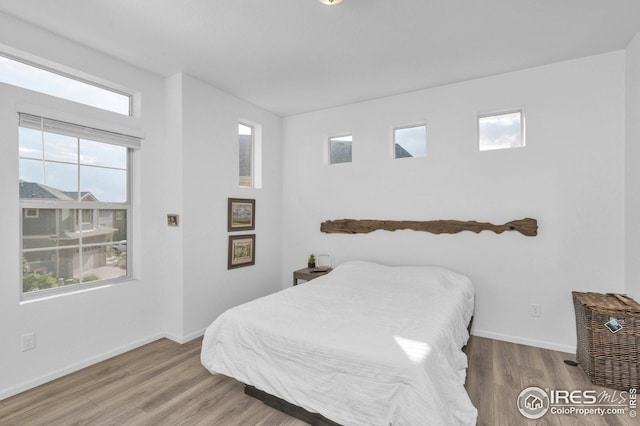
left=200, top=261, right=477, bottom=425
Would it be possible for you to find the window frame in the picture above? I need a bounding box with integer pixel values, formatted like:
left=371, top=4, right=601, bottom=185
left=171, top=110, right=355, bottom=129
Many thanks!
left=392, top=123, right=427, bottom=159
left=19, top=114, right=137, bottom=301
left=24, top=208, right=39, bottom=219
left=477, top=109, right=525, bottom=152
left=239, top=121, right=254, bottom=188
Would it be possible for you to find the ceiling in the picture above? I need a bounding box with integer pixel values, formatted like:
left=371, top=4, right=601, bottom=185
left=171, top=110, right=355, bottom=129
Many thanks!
left=1, top=0, right=639, bottom=117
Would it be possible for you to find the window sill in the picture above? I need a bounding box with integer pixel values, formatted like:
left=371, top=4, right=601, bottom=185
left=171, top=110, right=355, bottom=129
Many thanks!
left=19, top=276, right=137, bottom=304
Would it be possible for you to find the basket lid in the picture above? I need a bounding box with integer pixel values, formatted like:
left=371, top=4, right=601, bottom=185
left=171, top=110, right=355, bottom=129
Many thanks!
left=572, top=291, right=640, bottom=313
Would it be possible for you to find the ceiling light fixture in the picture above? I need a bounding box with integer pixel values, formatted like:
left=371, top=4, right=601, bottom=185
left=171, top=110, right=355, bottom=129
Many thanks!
left=319, top=0, right=343, bottom=5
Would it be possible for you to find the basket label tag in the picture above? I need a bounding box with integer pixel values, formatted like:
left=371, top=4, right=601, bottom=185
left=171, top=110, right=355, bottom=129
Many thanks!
left=605, top=318, right=623, bottom=333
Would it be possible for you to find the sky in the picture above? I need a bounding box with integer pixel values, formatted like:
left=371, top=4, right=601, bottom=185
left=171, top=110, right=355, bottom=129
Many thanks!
left=239, top=123, right=252, bottom=136
left=19, top=128, right=128, bottom=203
left=478, top=111, right=523, bottom=151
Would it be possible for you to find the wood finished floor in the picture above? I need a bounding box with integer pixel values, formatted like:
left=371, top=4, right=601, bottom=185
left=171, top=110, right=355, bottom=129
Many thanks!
left=0, top=336, right=636, bottom=425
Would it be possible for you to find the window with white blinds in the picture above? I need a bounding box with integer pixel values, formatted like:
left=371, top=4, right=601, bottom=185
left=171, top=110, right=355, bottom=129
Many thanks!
left=19, top=113, right=141, bottom=299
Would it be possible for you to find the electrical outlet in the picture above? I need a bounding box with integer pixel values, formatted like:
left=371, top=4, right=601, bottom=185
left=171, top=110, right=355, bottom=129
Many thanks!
left=21, top=333, right=36, bottom=352
left=530, top=303, right=541, bottom=318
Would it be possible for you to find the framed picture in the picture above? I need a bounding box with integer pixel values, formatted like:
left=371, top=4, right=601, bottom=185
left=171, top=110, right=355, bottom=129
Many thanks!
left=228, top=198, right=255, bottom=231
left=228, top=234, right=256, bottom=269
left=167, top=214, right=179, bottom=227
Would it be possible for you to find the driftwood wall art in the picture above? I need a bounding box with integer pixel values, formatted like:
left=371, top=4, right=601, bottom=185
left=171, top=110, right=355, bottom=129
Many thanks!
left=320, top=218, right=538, bottom=237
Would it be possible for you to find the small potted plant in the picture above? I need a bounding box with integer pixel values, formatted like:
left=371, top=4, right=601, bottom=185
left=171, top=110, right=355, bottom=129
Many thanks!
left=308, top=254, right=316, bottom=269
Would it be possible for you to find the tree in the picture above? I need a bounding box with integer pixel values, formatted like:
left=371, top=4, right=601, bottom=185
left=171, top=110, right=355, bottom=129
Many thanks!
left=23, top=272, right=58, bottom=292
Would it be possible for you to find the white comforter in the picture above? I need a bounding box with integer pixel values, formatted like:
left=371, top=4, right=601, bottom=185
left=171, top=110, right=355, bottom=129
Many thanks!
left=201, top=261, right=477, bottom=425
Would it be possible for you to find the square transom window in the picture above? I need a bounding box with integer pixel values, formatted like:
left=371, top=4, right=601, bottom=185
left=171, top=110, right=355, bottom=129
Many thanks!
left=394, top=125, right=426, bottom=159
left=329, top=135, right=352, bottom=164
left=478, top=110, right=524, bottom=151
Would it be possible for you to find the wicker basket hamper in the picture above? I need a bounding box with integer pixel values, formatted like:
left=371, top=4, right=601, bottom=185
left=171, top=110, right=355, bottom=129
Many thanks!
left=572, top=291, right=640, bottom=390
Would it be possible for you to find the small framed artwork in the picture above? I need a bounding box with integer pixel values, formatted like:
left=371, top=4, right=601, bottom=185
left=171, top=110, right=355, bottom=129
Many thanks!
left=228, top=198, right=255, bottom=232
left=228, top=234, right=256, bottom=269
left=167, top=214, right=179, bottom=227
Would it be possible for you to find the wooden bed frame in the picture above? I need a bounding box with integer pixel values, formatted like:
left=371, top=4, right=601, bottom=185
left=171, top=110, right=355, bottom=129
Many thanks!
left=244, top=385, right=341, bottom=426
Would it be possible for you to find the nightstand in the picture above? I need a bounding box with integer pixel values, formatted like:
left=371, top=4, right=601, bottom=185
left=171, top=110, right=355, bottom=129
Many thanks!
left=293, top=267, right=332, bottom=286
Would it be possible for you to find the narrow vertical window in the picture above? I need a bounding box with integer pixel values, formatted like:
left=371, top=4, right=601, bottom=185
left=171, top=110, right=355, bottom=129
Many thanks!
left=393, top=124, right=426, bottom=159
left=239, top=123, right=253, bottom=187
left=329, top=135, right=352, bottom=164
left=478, top=110, right=524, bottom=151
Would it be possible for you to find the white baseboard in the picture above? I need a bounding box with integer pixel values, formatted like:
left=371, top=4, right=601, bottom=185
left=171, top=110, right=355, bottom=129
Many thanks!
left=471, top=329, right=576, bottom=354
left=164, top=327, right=206, bottom=344
left=0, top=332, right=164, bottom=401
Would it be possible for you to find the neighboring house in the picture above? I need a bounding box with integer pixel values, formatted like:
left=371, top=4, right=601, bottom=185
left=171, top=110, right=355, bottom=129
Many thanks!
left=20, top=180, right=124, bottom=281
left=239, top=133, right=252, bottom=186
left=330, top=140, right=352, bottom=164
left=394, top=144, right=412, bottom=158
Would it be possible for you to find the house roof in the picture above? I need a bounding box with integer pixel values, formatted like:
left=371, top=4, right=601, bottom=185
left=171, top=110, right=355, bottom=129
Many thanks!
left=53, top=227, right=117, bottom=241
left=62, top=191, right=98, bottom=202
left=0, top=1, right=639, bottom=116
left=394, top=144, right=412, bottom=159
left=19, top=181, right=97, bottom=202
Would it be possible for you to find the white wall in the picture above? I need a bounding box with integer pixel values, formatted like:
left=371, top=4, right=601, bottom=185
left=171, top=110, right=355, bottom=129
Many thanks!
left=161, top=73, right=186, bottom=340
left=177, top=74, right=284, bottom=338
left=626, top=33, right=640, bottom=301
left=282, top=51, right=626, bottom=353
left=0, top=13, right=168, bottom=398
